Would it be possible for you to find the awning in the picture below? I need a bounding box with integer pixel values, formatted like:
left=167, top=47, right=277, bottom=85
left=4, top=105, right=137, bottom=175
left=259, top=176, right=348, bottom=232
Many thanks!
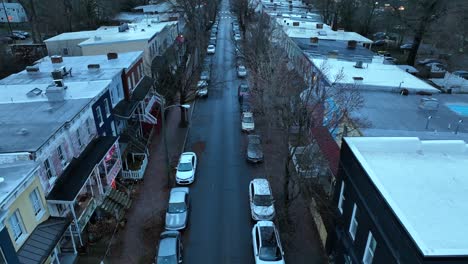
left=17, top=217, right=72, bottom=264
left=113, top=100, right=139, bottom=119
left=132, top=76, right=154, bottom=101
left=47, top=136, right=118, bottom=202
left=310, top=126, right=340, bottom=176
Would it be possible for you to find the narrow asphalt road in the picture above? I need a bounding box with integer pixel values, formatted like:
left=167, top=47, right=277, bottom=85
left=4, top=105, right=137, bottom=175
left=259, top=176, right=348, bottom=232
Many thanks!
left=182, top=0, right=256, bottom=263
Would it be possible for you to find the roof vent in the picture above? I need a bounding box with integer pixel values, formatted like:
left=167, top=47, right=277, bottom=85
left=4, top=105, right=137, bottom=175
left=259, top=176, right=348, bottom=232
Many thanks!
left=316, top=23, right=323, bottom=29
left=107, top=52, right=118, bottom=60
left=310, top=37, right=319, bottom=46
left=328, top=50, right=339, bottom=58
left=26, top=87, right=42, bottom=97
left=26, top=66, right=40, bottom=73
left=94, top=36, right=102, bottom=41
left=0, top=177, right=4, bottom=184
left=318, top=31, right=327, bottom=36
left=87, top=64, right=101, bottom=71
left=54, top=79, right=64, bottom=87
left=51, top=55, right=63, bottom=64
left=46, top=84, right=66, bottom=102
left=354, top=61, right=364, bottom=68
left=347, top=40, right=357, bottom=49
left=118, top=23, right=129, bottom=32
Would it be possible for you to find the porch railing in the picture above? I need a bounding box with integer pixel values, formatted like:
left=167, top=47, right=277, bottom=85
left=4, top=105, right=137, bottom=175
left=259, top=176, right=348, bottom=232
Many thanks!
left=77, top=198, right=97, bottom=231
left=121, top=154, right=148, bottom=180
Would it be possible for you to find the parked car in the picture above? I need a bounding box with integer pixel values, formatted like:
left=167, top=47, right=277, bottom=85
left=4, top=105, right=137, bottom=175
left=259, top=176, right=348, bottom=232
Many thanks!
left=400, top=43, right=414, bottom=50
left=247, top=135, right=263, bottom=163
left=12, top=30, right=29, bottom=38
left=241, top=112, right=255, bottom=132
left=238, top=83, right=250, bottom=100
left=203, top=57, right=212, bottom=71
left=156, top=231, right=183, bottom=264
left=249, top=179, right=275, bottom=221
left=210, top=35, right=217, bottom=42
left=417, top=58, right=442, bottom=65
left=252, top=221, right=285, bottom=263
left=200, top=70, right=211, bottom=82
left=207, top=44, right=216, bottom=54
left=9, top=32, right=26, bottom=40
left=196, top=83, right=208, bottom=98
left=452, top=70, right=468, bottom=80
left=241, top=101, right=252, bottom=114
left=372, top=39, right=386, bottom=46
left=373, top=32, right=387, bottom=40
left=176, top=152, right=197, bottom=184
left=234, top=33, right=241, bottom=41
left=384, top=57, right=397, bottom=64
left=165, top=187, right=190, bottom=231
left=237, top=65, right=247, bottom=78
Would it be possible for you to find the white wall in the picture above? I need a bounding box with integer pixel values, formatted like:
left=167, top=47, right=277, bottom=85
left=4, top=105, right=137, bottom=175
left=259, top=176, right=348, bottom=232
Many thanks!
left=45, top=39, right=86, bottom=57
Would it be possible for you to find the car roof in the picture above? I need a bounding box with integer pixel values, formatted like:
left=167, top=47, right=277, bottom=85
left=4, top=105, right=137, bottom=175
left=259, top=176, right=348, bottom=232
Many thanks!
left=243, top=112, right=253, bottom=117
left=248, top=134, right=261, bottom=140
left=169, top=190, right=186, bottom=203
left=180, top=152, right=195, bottom=163
left=158, top=237, right=177, bottom=256
left=251, top=178, right=271, bottom=195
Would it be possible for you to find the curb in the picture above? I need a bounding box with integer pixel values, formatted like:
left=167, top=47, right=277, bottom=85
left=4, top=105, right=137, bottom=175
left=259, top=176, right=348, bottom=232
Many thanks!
left=181, top=98, right=197, bottom=153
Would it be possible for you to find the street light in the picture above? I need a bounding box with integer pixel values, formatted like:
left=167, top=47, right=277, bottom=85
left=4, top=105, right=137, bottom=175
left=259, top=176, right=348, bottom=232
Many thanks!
left=161, top=102, right=190, bottom=187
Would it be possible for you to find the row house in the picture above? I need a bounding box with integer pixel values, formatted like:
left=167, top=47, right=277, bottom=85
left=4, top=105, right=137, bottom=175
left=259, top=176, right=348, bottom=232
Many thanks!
left=332, top=137, right=468, bottom=264
left=0, top=160, right=78, bottom=264
left=0, top=79, right=124, bottom=249
left=44, top=21, right=179, bottom=77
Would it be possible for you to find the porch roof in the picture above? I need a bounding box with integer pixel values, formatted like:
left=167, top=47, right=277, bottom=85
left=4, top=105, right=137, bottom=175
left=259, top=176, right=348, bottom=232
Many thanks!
left=17, top=217, right=72, bottom=264
left=47, top=136, right=118, bottom=202
left=311, top=126, right=340, bottom=175
left=132, top=76, right=153, bottom=101
left=113, top=100, right=139, bottom=119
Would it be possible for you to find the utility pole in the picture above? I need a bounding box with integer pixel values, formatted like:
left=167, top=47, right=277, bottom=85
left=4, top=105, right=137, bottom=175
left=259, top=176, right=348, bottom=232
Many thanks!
left=1, top=1, right=13, bottom=36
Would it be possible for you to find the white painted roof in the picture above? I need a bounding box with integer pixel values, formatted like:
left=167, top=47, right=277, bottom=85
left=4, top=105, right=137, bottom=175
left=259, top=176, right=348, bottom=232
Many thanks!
left=345, top=137, right=468, bottom=256
left=0, top=80, right=111, bottom=104
left=34, top=52, right=143, bottom=73
left=252, top=178, right=272, bottom=195
left=284, top=27, right=372, bottom=43
left=275, top=18, right=331, bottom=30
left=43, top=30, right=97, bottom=42
left=312, top=58, right=439, bottom=93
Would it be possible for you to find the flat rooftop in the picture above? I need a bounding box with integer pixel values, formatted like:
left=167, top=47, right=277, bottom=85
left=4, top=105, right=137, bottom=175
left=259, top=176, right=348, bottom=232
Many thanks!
left=311, top=58, right=439, bottom=93
left=0, top=160, right=38, bottom=207
left=0, top=80, right=111, bottom=103
left=355, top=91, right=468, bottom=141
left=293, top=38, right=375, bottom=62
left=34, top=51, right=143, bottom=72
left=345, top=137, right=468, bottom=256
left=44, top=21, right=176, bottom=46
left=0, top=69, right=121, bottom=85
left=284, top=27, right=373, bottom=43
left=276, top=18, right=331, bottom=30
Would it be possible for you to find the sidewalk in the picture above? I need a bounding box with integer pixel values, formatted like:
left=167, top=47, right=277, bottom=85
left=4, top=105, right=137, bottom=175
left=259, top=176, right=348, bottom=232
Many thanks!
left=104, top=107, right=188, bottom=264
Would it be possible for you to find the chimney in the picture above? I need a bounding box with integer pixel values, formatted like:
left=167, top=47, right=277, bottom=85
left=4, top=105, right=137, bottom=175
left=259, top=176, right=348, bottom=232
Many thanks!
left=107, top=52, right=118, bottom=60
left=46, top=84, right=66, bottom=102
left=310, top=37, right=319, bottom=46
left=51, top=55, right=63, bottom=64
left=51, top=70, right=63, bottom=80
left=347, top=40, right=357, bottom=49
left=26, top=66, right=40, bottom=73
left=316, top=23, right=323, bottom=29
left=87, top=64, right=101, bottom=71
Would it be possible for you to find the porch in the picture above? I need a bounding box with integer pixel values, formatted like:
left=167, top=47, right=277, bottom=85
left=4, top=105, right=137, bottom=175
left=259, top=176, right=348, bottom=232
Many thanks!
left=121, top=153, right=148, bottom=181
left=46, top=137, right=122, bottom=246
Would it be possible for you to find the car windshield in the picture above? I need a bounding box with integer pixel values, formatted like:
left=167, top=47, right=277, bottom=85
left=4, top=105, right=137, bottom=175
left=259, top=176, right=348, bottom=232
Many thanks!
left=157, top=255, right=177, bottom=264
left=254, top=194, right=273, bottom=206
left=178, top=162, right=192, bottom=172
left=168, top=202, right=186, bottom=213
left=242, top=116, right=253, bottom=123
left=249, top=137, right=260, bottom=145
left=240, top=85, right=249, bottom=92
left=259, top=227, right=282, bottom=261
left=259, top=246, right=282, bottom=261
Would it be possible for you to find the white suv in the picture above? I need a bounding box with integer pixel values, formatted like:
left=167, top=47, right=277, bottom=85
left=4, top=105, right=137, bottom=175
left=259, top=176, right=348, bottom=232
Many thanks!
left=175, top=152, right=197, bottom=184
left=252, top=221, right=285, bottom=264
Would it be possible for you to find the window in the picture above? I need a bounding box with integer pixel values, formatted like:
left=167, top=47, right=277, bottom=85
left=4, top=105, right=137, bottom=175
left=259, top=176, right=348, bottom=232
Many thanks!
left=96, top=106, right=104, bottom=126
left=29, top=188, right=44, bottom=216
left=338, top=181, right=345, bottom=214
left=132, top=72, right=136, bottom=88
left=136, top=66, right=140, bottom=80
left=57, top=145, right=65, bottom=165
left=63, top=48, right=69, bottom=55
left=127, top=76, right=132, bottom=90
left=104, top=98, right=111, bottom=117
left=44, top=159, right=53, bottom=179
left=77, top=129, right=82, bottom=147
left=139, top=64, right=144, bottom=77
left=0, top=247, right=7, bottom=264
left=363, top=232, right=377, bottom=264
left=9, top=210, right=25, bottom=241
left=86, top=118, right=92, bottom=134
left=349, top=204, right=358, bottom=240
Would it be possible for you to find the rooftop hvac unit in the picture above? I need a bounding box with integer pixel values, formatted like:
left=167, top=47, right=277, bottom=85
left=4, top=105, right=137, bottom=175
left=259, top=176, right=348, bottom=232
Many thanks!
left=354, top=61, right=364, bottom=68
left=51, top=70, right=63, bottom=80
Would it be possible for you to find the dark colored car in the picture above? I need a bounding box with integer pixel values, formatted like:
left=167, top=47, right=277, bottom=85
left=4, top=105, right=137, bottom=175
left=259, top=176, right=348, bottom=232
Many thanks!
left=417, top=58, right=443, bottom=65
left=247, top=135, right=264, bottom=163
left=200, top=70, right=211, bottom=82
left=156, top=231, right=183, bottom=264
left=400, top=43, right=414, bottom=50
left=373, top=39, right=386, bottom=46
left=238, top=84, right=250, bottom=101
